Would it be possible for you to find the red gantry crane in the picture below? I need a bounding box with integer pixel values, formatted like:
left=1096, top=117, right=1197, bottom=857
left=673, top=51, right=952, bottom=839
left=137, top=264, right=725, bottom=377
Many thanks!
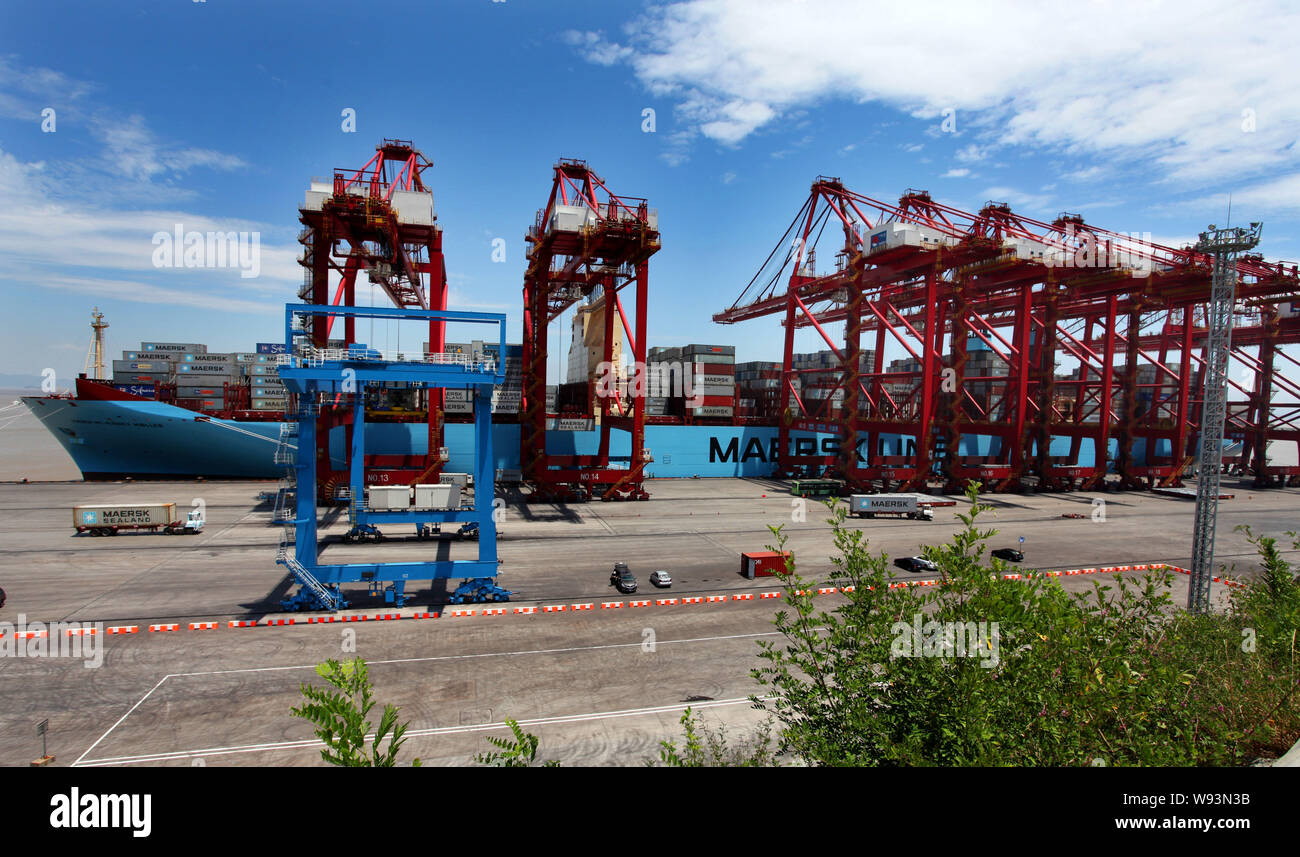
left=520, top=159, right=660, bottom=501
left=297, top=139, right=448, bottom=500
left=715, top=178, right=1300, bottom=493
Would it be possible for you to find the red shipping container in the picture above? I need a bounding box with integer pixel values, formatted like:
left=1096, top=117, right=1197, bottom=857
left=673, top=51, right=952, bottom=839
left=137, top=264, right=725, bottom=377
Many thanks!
left=689, top=394, right=735, bottom=407
left=741, top=550, right=792, bottom=578
left=691, top=362, right=734, bottom=374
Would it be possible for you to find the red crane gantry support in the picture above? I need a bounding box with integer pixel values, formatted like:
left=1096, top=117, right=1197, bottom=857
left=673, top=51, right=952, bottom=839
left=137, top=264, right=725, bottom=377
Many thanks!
left=715, top=178, right=1300, bottom=492
left=297, top=139, right=449, bottom=500
left=521, top=159, right=660, bottom=501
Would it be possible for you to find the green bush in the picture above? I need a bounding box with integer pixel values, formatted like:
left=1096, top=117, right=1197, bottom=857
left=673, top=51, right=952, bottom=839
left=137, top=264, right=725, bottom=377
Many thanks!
left=475, top=719, right=561, bottom=767
left=751, top=482, right=1300, bottom=766
left=291, top=658, right=418, bottom=767
left=654, top=707, right=780, bottom=767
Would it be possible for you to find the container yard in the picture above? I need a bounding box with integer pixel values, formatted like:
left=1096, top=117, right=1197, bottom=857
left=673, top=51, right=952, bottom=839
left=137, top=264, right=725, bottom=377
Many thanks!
left=3, top=3, right=1299, bottom=816
left=5, top=132, right=1299, bottom=781
left=0, top=474, right=1288, bottom=768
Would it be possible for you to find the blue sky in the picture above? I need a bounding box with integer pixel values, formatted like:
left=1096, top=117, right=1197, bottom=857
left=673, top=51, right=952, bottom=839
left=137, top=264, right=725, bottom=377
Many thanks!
left=2, top=0, right=1298, bottom=388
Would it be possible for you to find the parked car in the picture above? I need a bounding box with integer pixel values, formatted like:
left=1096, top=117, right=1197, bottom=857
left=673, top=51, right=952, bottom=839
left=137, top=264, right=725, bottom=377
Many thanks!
left=992, top=548, right=1024, bottom=562
left=649, top=570, right=672, bottom=588
left=0, top=586, right=5, bottom=609
left=610, top=562, right=638, bottom=594
left=894, top=556, right=938, bottom=574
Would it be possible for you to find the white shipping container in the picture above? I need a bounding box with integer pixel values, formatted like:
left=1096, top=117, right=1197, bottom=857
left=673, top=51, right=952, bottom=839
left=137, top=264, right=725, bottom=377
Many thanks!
left=549, top=204, right=597, bottom=233
left=866, top=222, right=956, bottom=255
left=390, top=189, right=435, bottom=226
left=1004, top=237, right=1066, bottom=266
left=113, top=359, right=171, bottom=373
left=849, top=494, right=932, bottom=520
left=546, top=417, right=596, bottom=431
left=73, top=503, right=177, bottom=528
left=113, top=372, right=170, bottom=385
left=413, top=483, right=459, bottom=510
left=367, top=486, right=411, bottom=511
left=693, top=374, right=734, bottom=386
left=304, top=186, right=329, bottom=211
left=851, top=495, right=917, bottom=514
left=141, top=342, right=206, bottom=354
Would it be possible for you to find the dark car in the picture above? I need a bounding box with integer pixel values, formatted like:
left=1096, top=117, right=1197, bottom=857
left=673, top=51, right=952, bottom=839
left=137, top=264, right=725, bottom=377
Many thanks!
left=0, top=586, right=5, bottom=609
left=610, top=562, right=637, bottom=594
left=992, top=548, right=1024, bottom=562
left=894, top=556, right=938, bottom=574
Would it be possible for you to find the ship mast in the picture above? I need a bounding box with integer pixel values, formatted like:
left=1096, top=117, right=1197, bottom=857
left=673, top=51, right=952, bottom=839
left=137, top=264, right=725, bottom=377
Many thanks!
left=82, top=307, right=108, bottom=380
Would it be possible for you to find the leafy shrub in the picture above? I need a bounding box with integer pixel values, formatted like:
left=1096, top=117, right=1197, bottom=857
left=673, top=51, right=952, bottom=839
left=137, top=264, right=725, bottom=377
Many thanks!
left=291, top=657, right=418, bottom=767
left=751, top=482, right=1300, bottom=766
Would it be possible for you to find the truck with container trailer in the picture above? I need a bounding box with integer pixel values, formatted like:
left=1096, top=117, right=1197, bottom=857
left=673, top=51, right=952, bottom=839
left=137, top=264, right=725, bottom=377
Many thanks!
left=73, top=502, right=205, bottom=536
left=849, top=494, right=934, bottom=521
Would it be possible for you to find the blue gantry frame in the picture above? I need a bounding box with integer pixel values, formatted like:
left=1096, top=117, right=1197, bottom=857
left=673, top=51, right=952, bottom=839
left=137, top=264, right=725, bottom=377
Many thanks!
left=277, top=304, right=507, bottom=605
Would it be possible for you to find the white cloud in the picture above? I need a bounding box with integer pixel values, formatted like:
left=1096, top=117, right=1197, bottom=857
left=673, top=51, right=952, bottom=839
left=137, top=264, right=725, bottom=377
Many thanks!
left=0, top=59, right=245, bottom=198
left=0, top=148, right=299, bottom=311
left=31, top=273, right=283, bottom=315
left=93, top=114, right=245, bottom=182
left=1159, top=172, right=1300, bottom=218
left=982, top=185, right=1054, bottom=214
left=941, top=168, right=971, bottom=178
left=0, top=55, right=95, bottom=120
left=563, top=30, right=634, bottom=66
left=1062, top=165, right=1105, bottom=182
left=0, top=59, right=285, bottom=317
left=577, top=0, right=1300, bottom=186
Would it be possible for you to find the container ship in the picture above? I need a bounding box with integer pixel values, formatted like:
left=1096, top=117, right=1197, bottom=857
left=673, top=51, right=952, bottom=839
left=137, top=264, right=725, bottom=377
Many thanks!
left=19, top=327, right=807, bottom=481
left=22, top=327, right=1096, bottom=483
left=29, top=140, right=1269, bottom=494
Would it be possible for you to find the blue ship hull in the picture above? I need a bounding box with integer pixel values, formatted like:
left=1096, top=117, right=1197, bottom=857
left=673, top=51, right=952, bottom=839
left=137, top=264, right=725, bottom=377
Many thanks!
left=22, top=395, right=1133, bottom=481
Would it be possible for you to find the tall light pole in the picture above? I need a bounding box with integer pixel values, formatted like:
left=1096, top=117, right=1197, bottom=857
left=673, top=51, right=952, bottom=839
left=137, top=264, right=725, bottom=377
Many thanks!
left=82, top=307, right=109, bottom=380
left=1188, top=222, right=1261, bottom=613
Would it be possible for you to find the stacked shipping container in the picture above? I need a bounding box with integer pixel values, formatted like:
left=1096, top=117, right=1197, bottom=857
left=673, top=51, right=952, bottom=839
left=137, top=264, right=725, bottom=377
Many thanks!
left=684, top=343, right=735, bottom=419
left=110, top=341, right=285, bottom=412
left=735, top=361, right=782, bottom=420
left=643, top=344, right=735, bottom=420
left=436, top=341, right=523, bottom=416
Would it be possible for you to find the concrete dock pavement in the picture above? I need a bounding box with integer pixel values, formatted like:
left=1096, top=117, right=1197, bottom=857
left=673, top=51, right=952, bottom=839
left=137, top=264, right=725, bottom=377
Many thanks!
left=0, top=477, right=1296, bottom=766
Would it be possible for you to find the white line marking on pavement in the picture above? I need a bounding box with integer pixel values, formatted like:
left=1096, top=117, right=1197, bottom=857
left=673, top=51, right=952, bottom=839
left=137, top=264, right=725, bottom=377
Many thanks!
left=72, top=675, right=171, bottom=767
left=75, top=697, right=765, bottom=766
left=72, top=631, right=781, bottom=766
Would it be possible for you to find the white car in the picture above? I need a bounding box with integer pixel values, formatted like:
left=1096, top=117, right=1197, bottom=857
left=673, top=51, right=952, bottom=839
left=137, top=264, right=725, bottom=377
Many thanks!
left=649, top=570, right=672, bottom=588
